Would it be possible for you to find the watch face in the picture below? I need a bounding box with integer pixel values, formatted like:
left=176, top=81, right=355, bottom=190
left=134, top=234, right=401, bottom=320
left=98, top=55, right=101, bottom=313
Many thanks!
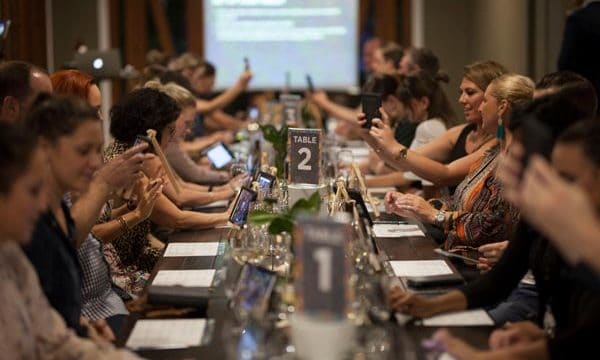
left=436, top=211, right=445, bottom=223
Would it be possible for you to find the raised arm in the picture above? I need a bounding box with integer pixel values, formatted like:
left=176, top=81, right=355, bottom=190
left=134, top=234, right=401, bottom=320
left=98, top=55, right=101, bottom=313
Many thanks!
left=309, top=90, right=359, bottom=124
left=366, top=117, right=496, bottom=186
left=195, top=70, right=252, bottom=114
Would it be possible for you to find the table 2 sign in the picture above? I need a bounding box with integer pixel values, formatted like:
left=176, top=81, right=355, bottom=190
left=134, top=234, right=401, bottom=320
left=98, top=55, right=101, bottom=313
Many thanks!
left=288, top=128, right=322, bottom=184
left=294, top=216, right=352, bottom=319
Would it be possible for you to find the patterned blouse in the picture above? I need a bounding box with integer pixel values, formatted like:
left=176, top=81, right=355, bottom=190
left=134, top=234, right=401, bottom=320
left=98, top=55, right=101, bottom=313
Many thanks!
left=443, top=144, right=519, bottom=249
left=101, top=140, right=161, bottom=298
left=0, top=242, right=139, bottom=359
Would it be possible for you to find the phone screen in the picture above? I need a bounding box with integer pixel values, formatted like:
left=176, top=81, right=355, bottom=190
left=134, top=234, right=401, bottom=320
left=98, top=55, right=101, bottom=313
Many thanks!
left=229, top=187, right=257, bottom=226
left=206, top=142, right=234, bottom=169
left=256, top=172, right=275, bottom=191
left=361, top=93, right=382, bottom=129
left=248, top=107, right=259, bottom=121
left=133, top=135, right=153, bottom=154
left=236, top=265, right=276, bottom=312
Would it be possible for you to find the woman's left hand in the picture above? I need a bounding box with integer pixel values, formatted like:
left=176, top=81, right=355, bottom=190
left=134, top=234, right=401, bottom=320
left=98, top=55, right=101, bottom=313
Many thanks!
left=392, top=193, right=438, bottom=223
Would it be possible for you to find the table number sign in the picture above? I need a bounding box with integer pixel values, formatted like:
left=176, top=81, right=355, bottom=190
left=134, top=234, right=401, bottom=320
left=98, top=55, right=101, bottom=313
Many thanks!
left=288, top=128, right=321, bottom=184
left=280, top=94, right=301, bottom=126
left=294, top=215, right=352, bottom=319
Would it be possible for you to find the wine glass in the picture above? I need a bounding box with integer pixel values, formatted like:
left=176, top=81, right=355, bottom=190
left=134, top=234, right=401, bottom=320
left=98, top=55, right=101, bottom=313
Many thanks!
left=336, top=149, right=354, bottom=180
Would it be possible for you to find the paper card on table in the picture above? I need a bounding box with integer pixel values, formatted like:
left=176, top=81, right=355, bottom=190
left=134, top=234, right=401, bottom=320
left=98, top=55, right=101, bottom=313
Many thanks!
left=421, top=309, right=494, bottom=327
left=439, top=353, right=457, bottom=360
left=388, top=260, right=453, bottom=277
left=372, top=224, right=424, bottom=238
left=126, top=318, right=207, bottom=350
left=152, top=269, right=216, bottom=287
left=163, top=242, right=220, bottom=257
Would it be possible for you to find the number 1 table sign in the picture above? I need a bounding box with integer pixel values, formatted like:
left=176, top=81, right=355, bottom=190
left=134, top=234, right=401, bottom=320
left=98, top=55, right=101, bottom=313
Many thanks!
left=294, top=215, right=352, bottom=319
left=288, top=128, right=322, bottom=185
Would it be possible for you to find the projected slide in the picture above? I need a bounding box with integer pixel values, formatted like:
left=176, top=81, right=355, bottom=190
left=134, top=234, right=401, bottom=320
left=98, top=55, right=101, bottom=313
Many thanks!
left=204, top=0, right=358, bottom=90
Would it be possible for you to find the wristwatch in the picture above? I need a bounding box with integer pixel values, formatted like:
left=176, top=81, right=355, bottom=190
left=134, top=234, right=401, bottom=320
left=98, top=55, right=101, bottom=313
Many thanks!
left=395, top=146, right=408, bottom=161
left=434, top=210, right=446, bottom=227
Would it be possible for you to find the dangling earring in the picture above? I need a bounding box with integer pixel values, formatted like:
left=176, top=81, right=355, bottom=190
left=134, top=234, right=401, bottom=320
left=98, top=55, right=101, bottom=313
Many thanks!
left=496, top=114, right=505, bottom=140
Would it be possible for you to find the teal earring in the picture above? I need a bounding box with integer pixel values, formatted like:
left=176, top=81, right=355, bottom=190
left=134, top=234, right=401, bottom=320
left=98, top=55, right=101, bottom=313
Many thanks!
left=496, top=115, right=505, bottom=140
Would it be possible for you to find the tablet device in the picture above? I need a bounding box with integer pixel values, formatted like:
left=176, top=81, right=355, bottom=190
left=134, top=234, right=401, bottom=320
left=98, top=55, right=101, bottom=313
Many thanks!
left=232, top=264, right=277, bottom=320
left=361, top=93, right=382, bottom=129
left=229, top=186, right=257, bottom=226
left=256, top=171, right=276, bottom=192
left=205, top=142, right=234, bottom=169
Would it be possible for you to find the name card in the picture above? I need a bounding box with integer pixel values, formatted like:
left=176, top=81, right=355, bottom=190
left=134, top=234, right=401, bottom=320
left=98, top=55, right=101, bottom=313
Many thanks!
left=280, top=94, right=302, bottom=126
left=289, top=128, right=322, bottom=184
left=294, top=215, right=351, bottom=319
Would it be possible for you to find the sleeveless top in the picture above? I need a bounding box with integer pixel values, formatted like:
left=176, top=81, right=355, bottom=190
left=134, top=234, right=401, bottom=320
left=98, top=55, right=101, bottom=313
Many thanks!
left=447, top=123, right=476, bottom=194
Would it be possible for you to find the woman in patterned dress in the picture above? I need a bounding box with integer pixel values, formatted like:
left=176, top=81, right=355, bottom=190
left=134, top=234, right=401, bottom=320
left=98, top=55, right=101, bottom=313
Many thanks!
left=385, top=74, right=535, bottom=249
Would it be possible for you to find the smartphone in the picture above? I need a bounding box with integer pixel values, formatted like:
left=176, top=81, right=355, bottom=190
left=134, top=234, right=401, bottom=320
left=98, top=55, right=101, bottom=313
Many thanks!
left=256, top=171, right=276, bottom=192
left=205, top=142, right=234, bottom=169
left=248, top=107, right=259, bottom=121
left=244, top=57, right=250, bottom=71
left=306, top=74, right=314, bottom=92
left=433, top=248, right=479, bottom=265
left=229, top=186, right=257, bottom=226
left=518, top=117, right=553, bottom=180
left=361, top=93, right=382, bottom=129
left=133, top=135, right=153, bottom=154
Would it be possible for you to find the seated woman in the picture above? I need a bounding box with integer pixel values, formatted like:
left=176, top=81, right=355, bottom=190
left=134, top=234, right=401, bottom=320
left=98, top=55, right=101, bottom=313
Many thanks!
left=145, top=80, right=241, bottom=188
left=415, top=120, right=600, bottom=360
left=365, top=61, right=506, bottom=193
left=0, top=122, right=138, bottom=359
left=51, top=69, right=160, bottom=336
left=352, top=74, right=411, bottom=176
left=103, top=88, right=233, bottom=297
left=364, top=70, right=458, bottom=188
left=362, top=66, right=508, bottom=191
left=384, top=73, right=533, bottom=249
left=23, top=95, right=109, bottom=337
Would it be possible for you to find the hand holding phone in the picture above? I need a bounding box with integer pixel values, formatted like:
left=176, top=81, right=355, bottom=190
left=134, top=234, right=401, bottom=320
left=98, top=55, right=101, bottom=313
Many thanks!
left=133, top=135, right=154, bottom=154
left=361, top=93, right=382, bottom=129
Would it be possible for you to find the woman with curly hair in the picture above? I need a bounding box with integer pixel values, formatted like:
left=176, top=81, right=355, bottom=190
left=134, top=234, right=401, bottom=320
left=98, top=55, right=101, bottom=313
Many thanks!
left=102, top=88, right=232, bottom=297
